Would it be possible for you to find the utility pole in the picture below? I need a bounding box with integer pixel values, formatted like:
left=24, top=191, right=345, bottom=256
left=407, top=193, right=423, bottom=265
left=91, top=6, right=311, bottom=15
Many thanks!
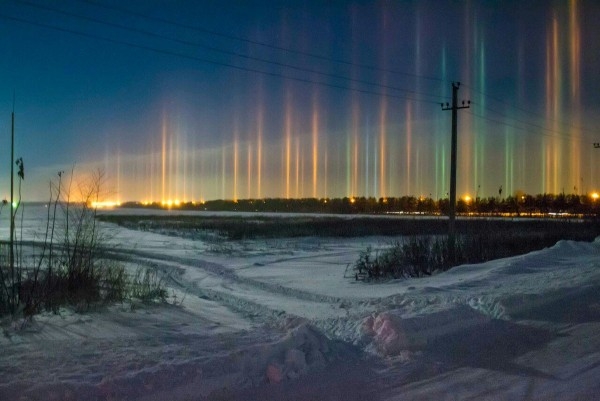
left=9, top=99, right=15, bottom=311
left=441, top=82, right=470, bottom=240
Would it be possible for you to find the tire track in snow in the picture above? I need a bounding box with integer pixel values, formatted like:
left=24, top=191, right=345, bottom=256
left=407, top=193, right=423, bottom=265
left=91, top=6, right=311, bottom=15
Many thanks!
left=106, top=247, right=349, bottom=304
left=102, top=241, right=522, bottom=347
left=103, top=248, right=354, bottom=326
left=105, top=247, right=494, bottom=336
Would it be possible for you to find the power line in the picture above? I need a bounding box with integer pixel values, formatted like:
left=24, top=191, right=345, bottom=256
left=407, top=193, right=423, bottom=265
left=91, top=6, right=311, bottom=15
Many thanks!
left=7, top=0, right=595, bottom=145
left=472, top=101, right=597, bottom=141
left=12, top=0, right=446, bottom=102
left=0, top=12, right=444, bottom=105
left=466, top=108, right=594, bottom=144
left=49, top=0, right=597, bottom=139
left=75, top=0, right=447, bottom=85
left=463, top=83, right=599, bottom=135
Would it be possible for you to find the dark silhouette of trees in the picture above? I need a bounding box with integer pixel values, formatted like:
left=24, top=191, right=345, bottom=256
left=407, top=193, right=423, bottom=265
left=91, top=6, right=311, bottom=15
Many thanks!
left=120, top=193, right=600, bottom=217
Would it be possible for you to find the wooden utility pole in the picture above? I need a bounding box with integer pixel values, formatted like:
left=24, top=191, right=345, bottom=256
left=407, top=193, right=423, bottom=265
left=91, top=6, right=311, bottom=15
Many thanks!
left=441, top=82, right=470, bottom=239
left=9, top=102, right=15, bottom=310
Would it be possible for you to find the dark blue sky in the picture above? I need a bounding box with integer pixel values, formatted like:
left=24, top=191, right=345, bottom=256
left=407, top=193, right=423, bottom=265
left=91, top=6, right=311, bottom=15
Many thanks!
left=1, top=0, right=599, bottom=201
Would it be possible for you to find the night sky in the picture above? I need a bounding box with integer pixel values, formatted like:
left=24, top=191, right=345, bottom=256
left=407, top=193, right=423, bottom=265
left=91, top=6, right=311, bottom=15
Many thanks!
left=1, top=0, right=599, bottom=202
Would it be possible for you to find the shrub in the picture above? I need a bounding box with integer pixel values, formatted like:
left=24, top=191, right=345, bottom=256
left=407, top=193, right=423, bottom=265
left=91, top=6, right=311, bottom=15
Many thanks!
left=353, top=237, right=446, bottom=279
left=129, top=267, right=168, bottom=302
left=398, top=237, right=432, bottom=277
left=101, top=263, right=128, bottom=303
left=352, top=230, right=577, bottom=281
left=1, top=169, right=167, bottom=319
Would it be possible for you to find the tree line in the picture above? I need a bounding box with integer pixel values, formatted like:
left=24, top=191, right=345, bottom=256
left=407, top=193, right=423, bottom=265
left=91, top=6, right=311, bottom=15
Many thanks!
left=122, top=193, right=600, bottom=216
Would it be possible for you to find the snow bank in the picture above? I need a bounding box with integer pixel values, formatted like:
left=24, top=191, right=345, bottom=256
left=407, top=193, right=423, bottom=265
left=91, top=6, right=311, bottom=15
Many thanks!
left=0, top=319, right=344, bottom=401
left=360, top=305, right=490, bottom=357
left=92, top=323, right=338, bottom=400
left=261, top=322, right=331, bottom=383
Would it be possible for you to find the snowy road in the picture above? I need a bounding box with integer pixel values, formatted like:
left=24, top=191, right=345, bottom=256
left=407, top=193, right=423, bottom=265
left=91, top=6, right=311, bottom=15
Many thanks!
left=2, top=210, right=600, bottom=400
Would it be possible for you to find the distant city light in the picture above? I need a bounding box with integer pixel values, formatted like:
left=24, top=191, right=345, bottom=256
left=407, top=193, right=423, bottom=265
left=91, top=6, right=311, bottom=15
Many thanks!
left=160, top=199, right=183, bottom=208
left=91, top=201, right=121, bottom=209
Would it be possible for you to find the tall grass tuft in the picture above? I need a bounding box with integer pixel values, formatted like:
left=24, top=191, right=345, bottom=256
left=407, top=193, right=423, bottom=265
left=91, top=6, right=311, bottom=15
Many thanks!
left=129, top=268, right=168, bottom=302
left=353, top=231, right=574, bottom=281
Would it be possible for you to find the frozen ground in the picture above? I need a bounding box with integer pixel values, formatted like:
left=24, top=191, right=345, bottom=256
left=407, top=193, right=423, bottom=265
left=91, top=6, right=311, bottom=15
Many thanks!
left=1, top=207, right=600, bottom=400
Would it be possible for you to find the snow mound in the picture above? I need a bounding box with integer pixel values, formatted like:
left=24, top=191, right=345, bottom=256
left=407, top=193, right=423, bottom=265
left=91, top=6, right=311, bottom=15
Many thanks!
left=466, top=296, right=509, bottom=320
left=0, top=318, right=343, bottom=401
left=361, top=305, right=490, bottom=357
left=107, top=322, right=342, bottom=399
left=259, top=323, right=332, bottom=383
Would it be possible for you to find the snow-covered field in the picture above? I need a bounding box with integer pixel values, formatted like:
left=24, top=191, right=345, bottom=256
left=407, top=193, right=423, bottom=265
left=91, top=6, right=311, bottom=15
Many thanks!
left=1, top=207, right=600, bottom=400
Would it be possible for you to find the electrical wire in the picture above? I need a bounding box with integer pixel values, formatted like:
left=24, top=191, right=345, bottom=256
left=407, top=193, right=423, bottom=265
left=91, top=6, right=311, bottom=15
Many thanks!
left=75, top=0, right=447, bottom=84
left=5, top=0, right=595, bottom=146
left=464, top=83, right=599, bottom=136
left=0, top=12, right=444, bottom=105
left=12, top=0, right=447, bottom=102
left=466, top=108, right=594, bottom=144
